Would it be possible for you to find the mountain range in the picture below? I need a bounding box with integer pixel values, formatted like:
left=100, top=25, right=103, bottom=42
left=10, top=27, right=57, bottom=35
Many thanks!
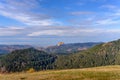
left=1, top=39, right=120, bottom=72
left=0, top=45, right=31, bottom=54
left=0, top=42, right=101, bottom=54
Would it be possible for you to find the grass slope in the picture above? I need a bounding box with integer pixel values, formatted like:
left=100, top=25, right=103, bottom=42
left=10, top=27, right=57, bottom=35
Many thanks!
left=0, top=65, right=120, bottom=80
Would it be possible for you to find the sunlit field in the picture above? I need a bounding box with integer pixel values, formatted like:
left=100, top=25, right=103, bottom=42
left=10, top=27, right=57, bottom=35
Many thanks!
left=1, top=65, right=120, bottom=80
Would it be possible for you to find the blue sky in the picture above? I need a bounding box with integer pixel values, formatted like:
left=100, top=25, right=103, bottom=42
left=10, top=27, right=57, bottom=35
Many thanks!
left=0, top=0, right=120, bottom=46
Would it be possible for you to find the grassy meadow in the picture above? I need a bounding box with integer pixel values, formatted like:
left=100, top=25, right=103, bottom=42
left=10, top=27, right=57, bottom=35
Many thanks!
left=1, top=65, right=120, bottom=80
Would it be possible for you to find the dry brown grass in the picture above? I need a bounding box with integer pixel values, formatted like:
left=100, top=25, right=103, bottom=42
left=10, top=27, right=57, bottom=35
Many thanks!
left=1, top=65, right=120, bottom=80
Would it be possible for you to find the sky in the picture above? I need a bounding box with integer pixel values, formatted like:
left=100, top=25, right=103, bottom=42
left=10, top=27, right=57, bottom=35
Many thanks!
left=0, top=0, right=120, bottom=46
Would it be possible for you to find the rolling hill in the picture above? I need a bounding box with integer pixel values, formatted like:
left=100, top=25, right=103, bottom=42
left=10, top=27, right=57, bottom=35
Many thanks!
left=0, top=48, right=56, bottom=72
left=1, top=39, right=120, bottom=72
left=54, top=39, right=120, bottom=69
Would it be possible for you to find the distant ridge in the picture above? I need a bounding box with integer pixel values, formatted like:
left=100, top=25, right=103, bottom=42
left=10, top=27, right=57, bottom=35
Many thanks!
left=44, top=42, right=102, bottom=54
left=0, top=45, right=32, bottom=54
left=0, top=42, right=101, bottom=54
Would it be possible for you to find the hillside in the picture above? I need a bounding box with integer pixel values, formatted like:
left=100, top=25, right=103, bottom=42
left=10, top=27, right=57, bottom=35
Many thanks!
left=0, top=65, right=120, bottom=80
left=0, top=39, right=120, bottom=72
left=0, top=48, right=56, bottom=72
left=54, top=39, right=120, bottom=69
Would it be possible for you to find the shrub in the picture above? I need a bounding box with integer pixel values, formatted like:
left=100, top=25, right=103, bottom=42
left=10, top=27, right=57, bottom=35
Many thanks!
left=27, top=68, right=35, bottom=73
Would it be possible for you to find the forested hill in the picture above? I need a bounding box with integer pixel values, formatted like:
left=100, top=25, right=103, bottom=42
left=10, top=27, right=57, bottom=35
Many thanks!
left=0, top=48, right=57, bottom=72
left=54, top=39, right=120, bottom=69
left=1, top=39, right=120, bottom=72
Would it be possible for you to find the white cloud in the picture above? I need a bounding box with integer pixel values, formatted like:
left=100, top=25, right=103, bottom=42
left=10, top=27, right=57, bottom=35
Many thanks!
left=0, top=0, right=60, bottom=26
left=0, top=0, right=120, bottom=39
left=28, top=30, right=65, bottom=36
left=91, top=0, right=107, bottom=2
left=70, top=11, right=94, bottom=16
left=0, top=27, right=24, bottom=36
left=100, top=5, right=117, bottom=9
left=27, top=27, right=120, bottom=37
left=106, top=29, right=120, bottom=33
left=96, top=19, right=120, bottom=25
